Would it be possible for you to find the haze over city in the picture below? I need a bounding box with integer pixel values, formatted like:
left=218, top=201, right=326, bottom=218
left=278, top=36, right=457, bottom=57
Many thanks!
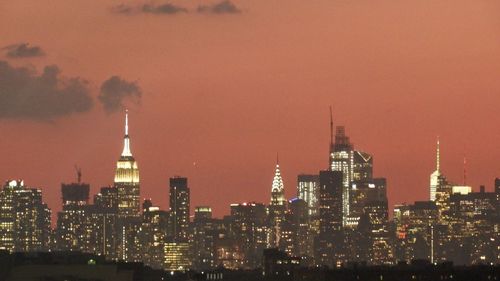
left=1, top=0, right=500, bottom=219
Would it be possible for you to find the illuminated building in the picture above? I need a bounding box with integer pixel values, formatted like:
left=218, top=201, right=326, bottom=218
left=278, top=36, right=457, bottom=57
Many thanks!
left=169, top=176, right=190, bottom=242
left=347, top=178, right=387, bottom=228
left=230, top=202, right=268, bottom=268
left=393, top=203, right=411, bottom=261
left=282, top=198, right=313, bottom=261
left=0, top=180, right=51, bottom=253
left=164, top=242, right=192, bottom=271
left=88, top=186, right=118, bottom=259
left=447, top=186, right=497, bottom=264
left=111, top=112, right=142, bottom=262
left=328, top=120, right=373, bottom=227
left=297, top=174, right=319, bottom=217
left=316, top=170, right=344, bottom=267
left=429, top=138, right=442, bottom=201
left=355, top=200, right=393, bottom=265
left=192, top=206, right=216, bottom=270
left=213, top=217, right=244, bottom=269
left=262, top=248, right=301, bottom=278
left=141, top=200, right=169, bottom=269
left=452, top=185, right=472, bottom=195
left=115, top=111, right=140, bottom=218
left=406, top=201, right=438, bottom=262
left=56, top=182, right=90, bottom=251
left=268, top=157, right=287, bottom=249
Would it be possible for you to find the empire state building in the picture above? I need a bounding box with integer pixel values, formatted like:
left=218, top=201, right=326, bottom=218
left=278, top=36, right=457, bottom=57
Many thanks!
left=114, top=111, right=140, bottom=217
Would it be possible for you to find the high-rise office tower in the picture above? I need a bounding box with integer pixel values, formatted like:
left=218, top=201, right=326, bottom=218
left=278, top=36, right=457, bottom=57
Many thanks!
left=90, top=186, right=119, bottom=259
left=297, top=174, right=319, bottom=217
left=115, top=111, right=140, bottom=218
left=169, top=176, right=190, bottom=242
left=192, top=206, right=216, bottom=270
left=141, top=200, right=169, bottom=269
left=0, top=180, right=51, bottom=253
left=230, top=202, right=268, bottom=268
left=328, top=110, right=373, bottom=226
left=56, top=182, right=90, bottom=251
left=316, top=170, right=344, bottom=267
left=281, top=198, right=313, bottom=260
left=429, top=138, right=441, bottom=201
left=347, top=178, right=387, bottom=228
left=268, top=157, right=287, bottom=248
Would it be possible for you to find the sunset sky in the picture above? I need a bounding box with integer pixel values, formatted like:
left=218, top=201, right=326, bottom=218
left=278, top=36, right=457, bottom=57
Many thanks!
left=1, top=0, right=500, bottom=219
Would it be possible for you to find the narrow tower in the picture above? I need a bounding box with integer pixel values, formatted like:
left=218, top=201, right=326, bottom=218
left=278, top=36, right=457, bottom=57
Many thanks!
left=270, top=154, right=286, bottom=206
left=114, top=110, right=140, bottom=217
left=429, top=137, right=441, bottom=201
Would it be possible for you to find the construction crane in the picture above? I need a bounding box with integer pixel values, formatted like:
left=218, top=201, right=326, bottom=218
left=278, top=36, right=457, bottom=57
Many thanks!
left=74, top=165, right=82, bottom=184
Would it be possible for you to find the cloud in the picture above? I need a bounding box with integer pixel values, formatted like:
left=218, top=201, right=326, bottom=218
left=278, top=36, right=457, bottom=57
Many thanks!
left=110, top=4, right=135, bottom=14
left=98, top=76, right=142, bottom=113
left=0, top=61, right=93, bottom=120
left=3, top=43, right=45, bottom=58
left=198, top=1, right=241, bottom=14
left=142, top=3, right=187, bottom=14
left=111, top=2, right=187, bottom=15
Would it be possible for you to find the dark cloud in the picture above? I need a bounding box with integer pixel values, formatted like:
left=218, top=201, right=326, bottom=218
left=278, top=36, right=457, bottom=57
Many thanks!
left=3, top=43, right=45, bottom=58
left=111, top=2, right=187, bottom=15
left=198, top=1, right=241, bottom=14
left=98, top=76, right=142, bottom=113
left=142, top=3, right=187, bottom=14
left=0, top=61, right=93, bottom=120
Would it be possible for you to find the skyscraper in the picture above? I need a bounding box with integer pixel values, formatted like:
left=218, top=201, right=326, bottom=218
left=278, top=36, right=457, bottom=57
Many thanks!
left=316, top=170, right=344, bottom=267
left=113, top=111, right=142, bottom=262
left=230, top=202, right=268, bottom=268
left=430, top=138, right=441, bottom=201
left=268, top=157, right=287, bottom=248
left=0, top=180, right=51, bottom=253
left=56, top=182, right=90, bottom=251
left=115, top=111, right=140, bottom=218
left=297, top=174, right=319, bottom=217
left=328, top=111, right=373, bottom=226
left=270, top=157, right=286, bottom=207
left=169, top=176, right=190, bottom=242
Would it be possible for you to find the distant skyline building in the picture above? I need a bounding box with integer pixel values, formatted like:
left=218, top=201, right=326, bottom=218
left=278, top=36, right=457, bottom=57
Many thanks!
left=328, top=110, right=373, bottom=226
left=297, top=174, right=320, bottom=217
left=56, top=182, right=90, bottom=251
left=0, top=180, right=51, bottom=253
left=270, top=156, right=286, bottom=206
left=114, top=111, right=140, bottom=218
left=268, top=157, right=287, bottom=249
left=430, top=138, right=441, bottom=201
left=169, top=176, right=190, bottom=242
left=316, top=170, right=344, bottom=266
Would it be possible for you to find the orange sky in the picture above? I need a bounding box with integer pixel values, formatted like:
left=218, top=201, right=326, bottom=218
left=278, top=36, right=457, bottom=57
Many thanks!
left=1, top=0, right=500, bottom=219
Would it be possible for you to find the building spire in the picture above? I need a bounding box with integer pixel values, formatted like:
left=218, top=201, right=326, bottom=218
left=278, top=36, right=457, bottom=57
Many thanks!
left=121, top=110, right=132, bottom=157
left=329, top=106, right=334, bottom=150
left=271, top=156, right=285, bottom=205
left=125, top=109, right=129, bottom=136
left=436, top=136, right=440, bottom=172
left=463, top=155, right=467, bottom=185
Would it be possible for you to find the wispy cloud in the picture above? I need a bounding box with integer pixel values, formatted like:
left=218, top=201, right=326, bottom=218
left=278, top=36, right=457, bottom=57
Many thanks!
left=111, top=2, right=187, bottom=15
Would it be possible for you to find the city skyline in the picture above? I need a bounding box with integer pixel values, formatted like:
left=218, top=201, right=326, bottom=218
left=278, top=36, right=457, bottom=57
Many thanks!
left=1, top=0, right=500, bottom=221
left=0, top=108, right=498, bottom=219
